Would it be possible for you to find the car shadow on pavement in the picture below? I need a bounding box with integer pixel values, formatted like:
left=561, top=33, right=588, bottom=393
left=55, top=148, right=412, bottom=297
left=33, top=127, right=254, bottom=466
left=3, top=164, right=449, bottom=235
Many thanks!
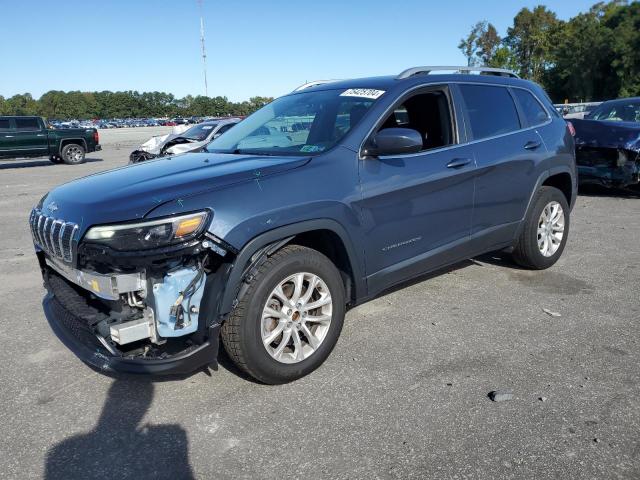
left=43, top=378, right=195, bottom=480
left=0, top=158, right=103, bottom=170
left=578, top=184, right=640, bottom=199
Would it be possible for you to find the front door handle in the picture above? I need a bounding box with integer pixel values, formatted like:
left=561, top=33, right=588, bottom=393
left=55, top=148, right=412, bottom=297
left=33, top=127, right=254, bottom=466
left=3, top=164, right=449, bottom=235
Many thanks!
left=446, top=158, right=472, bottom=169
left=524, top=140, right=541, bottom=150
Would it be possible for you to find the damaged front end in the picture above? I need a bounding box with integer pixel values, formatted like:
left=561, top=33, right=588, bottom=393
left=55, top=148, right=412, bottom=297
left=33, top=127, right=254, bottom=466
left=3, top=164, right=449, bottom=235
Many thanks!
left=31, top=208, right=235, bottom=375
left=573, top=119, right=640, bottom=188
left=129, top=128, right=200, bottom=164
left=576, top=146, right=640, bottom=188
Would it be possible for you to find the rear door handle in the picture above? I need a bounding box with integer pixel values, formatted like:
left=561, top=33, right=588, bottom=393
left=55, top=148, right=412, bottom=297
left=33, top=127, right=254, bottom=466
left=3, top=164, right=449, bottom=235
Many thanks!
left=524, top=141, right=541, bottom=150
left=4, top=135, right=14, bottom=138
left=446, top=158, right=472, bottom=169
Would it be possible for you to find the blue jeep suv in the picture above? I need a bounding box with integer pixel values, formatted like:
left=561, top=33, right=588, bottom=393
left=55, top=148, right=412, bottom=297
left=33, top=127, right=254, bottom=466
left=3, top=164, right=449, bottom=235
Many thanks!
left=30, top=66, right=576, bottom=383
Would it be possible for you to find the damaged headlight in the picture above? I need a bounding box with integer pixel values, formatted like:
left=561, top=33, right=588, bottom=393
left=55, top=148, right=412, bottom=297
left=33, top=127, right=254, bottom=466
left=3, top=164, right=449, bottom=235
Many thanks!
left=84, top=211, right=210, bottom=251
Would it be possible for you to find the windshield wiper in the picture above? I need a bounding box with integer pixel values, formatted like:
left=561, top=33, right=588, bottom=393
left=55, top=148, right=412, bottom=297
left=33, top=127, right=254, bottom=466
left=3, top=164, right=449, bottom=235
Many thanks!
left=232, top=149, right=282, bottom=156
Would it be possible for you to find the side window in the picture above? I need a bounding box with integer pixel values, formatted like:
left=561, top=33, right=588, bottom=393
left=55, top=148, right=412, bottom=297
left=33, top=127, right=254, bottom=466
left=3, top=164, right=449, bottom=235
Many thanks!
left=459, top=85, right=521, bottom=140
left=217, top=123, right=235, bottom=135
left=513, top=89, right=549, bottom=126
left=15, top=117, right=41, bottom=131
left=0, top=119, right=12, bottom=131
left=378, top=90, right=454, bottom=151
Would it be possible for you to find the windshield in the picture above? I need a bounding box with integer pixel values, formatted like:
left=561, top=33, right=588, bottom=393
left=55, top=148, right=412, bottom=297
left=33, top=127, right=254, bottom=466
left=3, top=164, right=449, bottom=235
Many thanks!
left=182, top=122, right=219, bottom=141
left=590, top=100, right=640, bottom=123
left=206, top=88, right=381, bottom=155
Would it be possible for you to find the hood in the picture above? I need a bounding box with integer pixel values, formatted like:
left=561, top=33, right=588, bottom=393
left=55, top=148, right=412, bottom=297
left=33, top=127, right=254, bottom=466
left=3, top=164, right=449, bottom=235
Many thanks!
left=40, top=152, right=309, bottom=230
left=572, top=119, right=640, bottom=151
left=165, top=139, right=206, bottom=155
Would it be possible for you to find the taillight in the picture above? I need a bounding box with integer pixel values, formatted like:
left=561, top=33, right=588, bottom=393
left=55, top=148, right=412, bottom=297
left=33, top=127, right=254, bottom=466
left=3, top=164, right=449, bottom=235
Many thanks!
left=93, top=130, right=99, bottom=143
left=566, top=121, right=575, bottom=137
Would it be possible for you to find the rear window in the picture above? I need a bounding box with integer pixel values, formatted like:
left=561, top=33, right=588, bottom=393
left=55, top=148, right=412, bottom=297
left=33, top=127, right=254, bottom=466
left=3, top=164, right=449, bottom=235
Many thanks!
left=15, top=118, right=41, bottom=131
left=459, top=85, right=521, bottom=140
left=513, top=89, right=549, bottom=126
left=0, top=119, right=11, bottom=130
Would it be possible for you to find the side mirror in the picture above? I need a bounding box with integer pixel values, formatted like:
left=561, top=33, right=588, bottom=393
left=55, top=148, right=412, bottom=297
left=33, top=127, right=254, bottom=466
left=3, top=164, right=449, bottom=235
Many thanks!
left=363, top=128, right=423, bottom=157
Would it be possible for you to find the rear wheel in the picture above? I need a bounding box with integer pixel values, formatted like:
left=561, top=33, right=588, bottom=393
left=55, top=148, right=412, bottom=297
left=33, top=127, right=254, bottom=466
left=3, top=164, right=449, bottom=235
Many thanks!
left=61, top=143, right=86, bottom=165
left=512, top=186, right=570, bottom=269
left=221, top=245, right=345, bottom=384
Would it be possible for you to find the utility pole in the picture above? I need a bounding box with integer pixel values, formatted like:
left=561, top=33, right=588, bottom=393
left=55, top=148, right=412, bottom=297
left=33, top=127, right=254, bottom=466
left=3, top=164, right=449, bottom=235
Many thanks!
left=198, top=0, right=208, bottom=97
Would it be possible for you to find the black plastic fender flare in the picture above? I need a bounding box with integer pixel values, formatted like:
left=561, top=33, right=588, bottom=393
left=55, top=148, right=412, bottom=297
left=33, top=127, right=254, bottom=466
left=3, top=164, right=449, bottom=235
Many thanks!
left=514, top=165, right=575, bottom=241
left=214, top=219, right=365, bottom=320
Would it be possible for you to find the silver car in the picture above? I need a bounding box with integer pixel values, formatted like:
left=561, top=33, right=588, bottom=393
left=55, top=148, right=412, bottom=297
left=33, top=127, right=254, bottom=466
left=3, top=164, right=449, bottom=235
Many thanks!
left=129, top=118, right=241, bottom=163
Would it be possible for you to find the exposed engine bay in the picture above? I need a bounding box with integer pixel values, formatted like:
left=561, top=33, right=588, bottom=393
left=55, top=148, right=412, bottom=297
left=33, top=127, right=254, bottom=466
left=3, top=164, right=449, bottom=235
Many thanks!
left=40, top=233, right=232, bottom=365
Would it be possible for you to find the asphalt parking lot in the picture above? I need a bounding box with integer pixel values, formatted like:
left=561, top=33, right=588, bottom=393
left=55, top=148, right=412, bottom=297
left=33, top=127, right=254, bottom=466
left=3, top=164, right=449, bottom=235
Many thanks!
left=0, top=127, right=638, bottom=479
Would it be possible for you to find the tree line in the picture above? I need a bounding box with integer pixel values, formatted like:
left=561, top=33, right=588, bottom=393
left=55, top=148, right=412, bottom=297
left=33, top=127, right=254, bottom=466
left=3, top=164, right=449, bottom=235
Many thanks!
left=0, top=90, right=274, bottom=119
left=459, top=0, right=639, bottom=102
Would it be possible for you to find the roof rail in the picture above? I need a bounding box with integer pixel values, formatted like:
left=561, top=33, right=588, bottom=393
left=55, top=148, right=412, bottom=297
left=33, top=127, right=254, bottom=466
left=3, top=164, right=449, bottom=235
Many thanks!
left=397, top=66, right=519, bottom=80
left=292, top=80, right=340, bottom=92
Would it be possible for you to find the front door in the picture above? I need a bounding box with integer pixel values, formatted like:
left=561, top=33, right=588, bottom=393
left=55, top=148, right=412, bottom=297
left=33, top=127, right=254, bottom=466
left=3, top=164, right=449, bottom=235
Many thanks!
left=358, top=87, right=476, bottom=293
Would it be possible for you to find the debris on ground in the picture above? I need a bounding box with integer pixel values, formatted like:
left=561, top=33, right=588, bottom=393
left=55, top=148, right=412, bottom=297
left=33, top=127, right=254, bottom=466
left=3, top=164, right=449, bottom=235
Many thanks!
left=539, top=396, right=548, bottom=402
left=542, top=308, right=562, bottom=317
left=488, top=390, right=514, bottom=402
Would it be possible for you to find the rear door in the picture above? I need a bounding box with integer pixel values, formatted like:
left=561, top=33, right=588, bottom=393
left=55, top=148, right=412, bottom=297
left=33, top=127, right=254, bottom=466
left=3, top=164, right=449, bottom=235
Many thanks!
left=13, top=117, right=49, bottom=156
left=456, top=83, right=548, bottom=250
left=0, top=118, right=15, bottom=157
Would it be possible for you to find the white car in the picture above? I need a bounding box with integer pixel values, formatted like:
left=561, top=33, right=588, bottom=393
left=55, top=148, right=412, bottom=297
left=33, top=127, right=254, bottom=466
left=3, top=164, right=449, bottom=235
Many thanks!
left=129, top=118, right=241, bottom=163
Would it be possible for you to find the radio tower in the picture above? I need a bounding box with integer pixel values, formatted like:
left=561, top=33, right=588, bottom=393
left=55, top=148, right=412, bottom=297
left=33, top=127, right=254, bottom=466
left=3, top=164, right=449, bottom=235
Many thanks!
left=198, top=0, right=208, bottom=96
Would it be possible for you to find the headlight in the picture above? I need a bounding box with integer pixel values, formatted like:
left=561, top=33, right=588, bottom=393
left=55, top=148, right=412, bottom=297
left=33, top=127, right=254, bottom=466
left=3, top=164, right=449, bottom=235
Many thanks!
left=84, top=211, right=209, bottom=251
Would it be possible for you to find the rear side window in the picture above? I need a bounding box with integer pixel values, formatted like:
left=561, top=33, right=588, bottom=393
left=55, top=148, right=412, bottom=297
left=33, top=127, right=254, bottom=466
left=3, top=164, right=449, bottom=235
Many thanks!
left=513, top=89, right=549, bottom=126
left=459, top=85, right=520, bottom=140
left=15, top=118, right=41, bottom=131
left=0, top=119, right=11, bottom=130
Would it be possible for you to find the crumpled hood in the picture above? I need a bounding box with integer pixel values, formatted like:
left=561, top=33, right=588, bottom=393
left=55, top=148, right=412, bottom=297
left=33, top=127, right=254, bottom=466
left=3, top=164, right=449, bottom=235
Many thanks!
left=573, top=119, right=640, bottom=151
left=40, top=152, right=309, bottom=230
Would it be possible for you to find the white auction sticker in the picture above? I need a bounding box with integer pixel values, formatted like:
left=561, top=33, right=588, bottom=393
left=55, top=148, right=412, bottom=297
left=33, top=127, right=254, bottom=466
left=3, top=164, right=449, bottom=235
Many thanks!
left=340, top=88, right=385, bottom=100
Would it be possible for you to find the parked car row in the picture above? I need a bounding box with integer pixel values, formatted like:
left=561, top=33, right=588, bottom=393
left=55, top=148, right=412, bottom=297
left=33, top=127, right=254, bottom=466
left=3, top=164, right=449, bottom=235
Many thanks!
left=48, top=116, right=235, bottom=130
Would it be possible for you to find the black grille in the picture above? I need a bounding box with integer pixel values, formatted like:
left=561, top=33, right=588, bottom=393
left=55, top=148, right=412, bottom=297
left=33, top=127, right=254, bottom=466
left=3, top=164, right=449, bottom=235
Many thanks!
left=29, top=209, right=78, bottom=263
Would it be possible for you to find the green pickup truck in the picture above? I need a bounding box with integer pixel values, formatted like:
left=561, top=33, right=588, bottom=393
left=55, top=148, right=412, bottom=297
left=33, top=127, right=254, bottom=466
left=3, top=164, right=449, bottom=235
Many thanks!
left=0, top=116, right=101, bottom=164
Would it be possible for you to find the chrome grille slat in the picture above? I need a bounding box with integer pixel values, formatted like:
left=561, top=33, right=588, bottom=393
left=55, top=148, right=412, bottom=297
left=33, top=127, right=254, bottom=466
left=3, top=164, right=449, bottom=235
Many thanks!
left=29, top=209, right=78, bottom=264
left=58, top=223, right=66, bottom=259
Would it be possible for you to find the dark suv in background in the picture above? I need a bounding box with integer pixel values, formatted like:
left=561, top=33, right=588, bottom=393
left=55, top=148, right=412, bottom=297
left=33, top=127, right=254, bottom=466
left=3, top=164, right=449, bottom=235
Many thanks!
left=31, top=66, right=576, bottom=384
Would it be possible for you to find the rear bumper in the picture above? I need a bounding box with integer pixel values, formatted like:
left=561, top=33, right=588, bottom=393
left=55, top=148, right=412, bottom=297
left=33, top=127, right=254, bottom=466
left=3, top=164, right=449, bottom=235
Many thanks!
left=94, top=144, right=102, bottom=152
left=43, top=293, right=219, bottom=376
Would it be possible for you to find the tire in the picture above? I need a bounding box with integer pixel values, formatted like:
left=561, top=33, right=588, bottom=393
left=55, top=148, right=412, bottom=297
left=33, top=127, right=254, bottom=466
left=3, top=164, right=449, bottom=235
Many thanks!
left=49, top=155, right=63, bottom=164
left=512, top=186, right=570, bottom=270
left=61, top=143, right=86, bottom=165
left=221, top=245, right=345, bottom=384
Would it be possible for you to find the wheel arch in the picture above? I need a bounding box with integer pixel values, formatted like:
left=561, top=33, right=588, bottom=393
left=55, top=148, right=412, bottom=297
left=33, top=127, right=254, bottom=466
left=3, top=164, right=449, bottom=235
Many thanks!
left=217, top=219, right=365, bottom=319
left=59, top=138, right=87, bottom=154
left=542, top=171, right=573, bottom=207
left=515, top=166, right=575, bottom=241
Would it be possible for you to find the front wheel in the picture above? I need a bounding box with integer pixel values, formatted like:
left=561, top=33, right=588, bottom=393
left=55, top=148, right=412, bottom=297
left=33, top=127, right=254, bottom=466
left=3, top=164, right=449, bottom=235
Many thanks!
left=61, top=143, right=86, bottom=165
left=512, top=186, right=570, bottom=269
left=221, top=245, right=345, bottom=384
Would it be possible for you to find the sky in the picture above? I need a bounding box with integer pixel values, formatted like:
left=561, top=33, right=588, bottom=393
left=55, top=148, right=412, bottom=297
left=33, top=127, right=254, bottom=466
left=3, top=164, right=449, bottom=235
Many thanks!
left=0, top=0, right=597, bottom=102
